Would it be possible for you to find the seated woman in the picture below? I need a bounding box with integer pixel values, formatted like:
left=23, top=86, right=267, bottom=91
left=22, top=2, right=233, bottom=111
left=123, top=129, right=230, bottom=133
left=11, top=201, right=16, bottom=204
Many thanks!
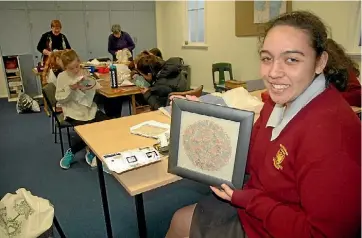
left=55, top=50, right=109, bottom=169
left=261, top=38, right=361, bottom=107
left=167, top=11, right=361, bottom=238
left=41, top=50, right=65, bottom=86
left=135, top=54, right=187, bottom=110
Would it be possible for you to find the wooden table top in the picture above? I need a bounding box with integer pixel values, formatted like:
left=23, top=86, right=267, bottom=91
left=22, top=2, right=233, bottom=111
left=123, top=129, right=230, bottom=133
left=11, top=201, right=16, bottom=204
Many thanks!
left=96, top=72, right=141, bottom=98
left=75, top=110, right=180, bottom=196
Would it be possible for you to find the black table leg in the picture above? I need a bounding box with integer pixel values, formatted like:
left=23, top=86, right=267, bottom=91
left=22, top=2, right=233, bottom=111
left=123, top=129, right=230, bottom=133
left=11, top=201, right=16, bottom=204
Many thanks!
left=129, top=96, right=132, bottom=115
left=53, top=215, right=66, bottom=238
left=135, top=194, right=147, bottom=238
left=96, top=158, right=113, bottom=238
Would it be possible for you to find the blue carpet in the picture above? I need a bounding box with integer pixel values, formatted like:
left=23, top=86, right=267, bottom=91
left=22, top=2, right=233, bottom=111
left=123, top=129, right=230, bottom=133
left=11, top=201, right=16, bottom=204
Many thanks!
left=0, top=98, right=210, bottom=237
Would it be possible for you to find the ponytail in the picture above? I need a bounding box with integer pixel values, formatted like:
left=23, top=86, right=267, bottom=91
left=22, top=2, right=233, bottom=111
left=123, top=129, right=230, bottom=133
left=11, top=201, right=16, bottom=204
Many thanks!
left=324, top=38, right=359, bottom=92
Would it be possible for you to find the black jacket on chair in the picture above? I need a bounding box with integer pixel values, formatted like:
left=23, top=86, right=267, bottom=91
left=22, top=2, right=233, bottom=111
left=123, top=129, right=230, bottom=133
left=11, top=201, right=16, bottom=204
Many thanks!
left=143, top=57, right=187, bottom=110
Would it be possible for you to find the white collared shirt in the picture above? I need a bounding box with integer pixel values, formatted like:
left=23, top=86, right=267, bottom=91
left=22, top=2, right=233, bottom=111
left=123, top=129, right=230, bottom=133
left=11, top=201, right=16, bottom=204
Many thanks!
left=266, top=74, right=327, bottom=141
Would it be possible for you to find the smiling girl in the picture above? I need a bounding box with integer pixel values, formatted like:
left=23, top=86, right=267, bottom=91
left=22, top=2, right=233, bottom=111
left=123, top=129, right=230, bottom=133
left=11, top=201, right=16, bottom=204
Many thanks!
left=166, top=11, right=361, bottom=238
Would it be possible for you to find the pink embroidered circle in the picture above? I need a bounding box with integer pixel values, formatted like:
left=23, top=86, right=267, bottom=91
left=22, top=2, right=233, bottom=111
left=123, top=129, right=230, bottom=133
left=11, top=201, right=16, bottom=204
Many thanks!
left=182, top=120, right=232, bottom=171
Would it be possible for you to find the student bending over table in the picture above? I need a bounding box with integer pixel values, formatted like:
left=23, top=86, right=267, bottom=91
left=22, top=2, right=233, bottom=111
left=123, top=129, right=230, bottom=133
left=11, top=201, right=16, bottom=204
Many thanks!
left=55, top=50, right=109, bottom=169
left=135, top=54, right=187, bottom=110
left=261, top=38, right=362, bottom=107
left=128, top=48, right=163, bottom=78
left=149, top=48, right=163, bottom=59
left=166, top=11, right=361, bottom=238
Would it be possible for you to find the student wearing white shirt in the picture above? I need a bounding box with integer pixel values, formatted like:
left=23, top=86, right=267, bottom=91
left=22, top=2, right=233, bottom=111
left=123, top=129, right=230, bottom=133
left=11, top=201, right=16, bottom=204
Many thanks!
left=55, top=50, right=109, bottom=169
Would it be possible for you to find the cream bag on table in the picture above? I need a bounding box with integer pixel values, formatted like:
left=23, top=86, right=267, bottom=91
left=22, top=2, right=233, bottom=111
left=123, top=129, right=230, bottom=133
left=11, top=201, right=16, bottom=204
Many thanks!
left=115, top=49, right=132, bottom=64
left=0, top=188, right=54, bottom=238
left=220, top=86, right=264, bottom=113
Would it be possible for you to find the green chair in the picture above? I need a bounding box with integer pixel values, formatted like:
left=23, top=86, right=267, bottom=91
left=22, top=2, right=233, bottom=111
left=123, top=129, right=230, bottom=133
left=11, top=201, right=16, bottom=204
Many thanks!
left=212, top=62, right=234, bottom=92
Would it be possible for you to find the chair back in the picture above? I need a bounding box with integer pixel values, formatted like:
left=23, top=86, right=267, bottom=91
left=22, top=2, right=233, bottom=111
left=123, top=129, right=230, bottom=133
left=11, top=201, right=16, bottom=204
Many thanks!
left=167, top=85, right=203, bottom=105
left=212, top=63, right=233, bottom=91
left=42, top=83, right=57, bottom=117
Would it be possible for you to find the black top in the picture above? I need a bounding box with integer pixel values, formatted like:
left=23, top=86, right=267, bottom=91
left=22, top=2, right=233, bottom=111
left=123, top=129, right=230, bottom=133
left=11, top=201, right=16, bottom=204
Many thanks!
left=143, top=57, right=187, bottom=110
left=37, top=31, right=71, bottom=54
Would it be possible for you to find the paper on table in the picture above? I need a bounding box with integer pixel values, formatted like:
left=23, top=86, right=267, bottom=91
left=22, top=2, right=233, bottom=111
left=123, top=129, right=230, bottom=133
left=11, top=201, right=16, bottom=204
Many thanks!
left=119, top=79, right=135, bottom=86
left=102, top=147, right=161, bottom=174
left=130, top=120, right=170, bottom=139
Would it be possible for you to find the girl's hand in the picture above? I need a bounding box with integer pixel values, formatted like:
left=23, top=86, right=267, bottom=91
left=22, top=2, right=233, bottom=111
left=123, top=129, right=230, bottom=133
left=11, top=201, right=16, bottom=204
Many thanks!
left=169, top=95, right=200, bottom=102
left=210, top=184, right=234, bottom=202
left=69, top=82, right=81, bottom=90
left=69, top=77, right=87, bottom=90
left=141, top=87, right=150, bottom=94
left=169, top=95, right=200, bottom=107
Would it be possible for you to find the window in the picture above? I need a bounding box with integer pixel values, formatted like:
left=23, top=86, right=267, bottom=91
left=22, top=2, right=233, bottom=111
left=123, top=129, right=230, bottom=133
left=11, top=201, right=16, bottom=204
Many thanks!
left=185, top=0, right=205, bottom=46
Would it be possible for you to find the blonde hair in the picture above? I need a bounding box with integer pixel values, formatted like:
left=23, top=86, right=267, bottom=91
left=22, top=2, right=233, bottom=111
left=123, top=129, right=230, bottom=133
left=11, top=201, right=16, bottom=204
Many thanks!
left=59, top=49, right=80, bottom=68
left=51, top=20, right=62, bottom=28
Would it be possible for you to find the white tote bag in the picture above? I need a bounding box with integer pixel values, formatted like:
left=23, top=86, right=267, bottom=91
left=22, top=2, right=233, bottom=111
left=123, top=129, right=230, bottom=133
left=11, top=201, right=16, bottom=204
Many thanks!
left=0, top=188, right=54, bottom=238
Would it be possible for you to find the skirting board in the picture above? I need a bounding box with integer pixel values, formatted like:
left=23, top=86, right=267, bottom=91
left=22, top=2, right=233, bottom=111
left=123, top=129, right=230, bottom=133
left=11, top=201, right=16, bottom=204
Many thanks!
left=347, top=52, right=361, bottom=60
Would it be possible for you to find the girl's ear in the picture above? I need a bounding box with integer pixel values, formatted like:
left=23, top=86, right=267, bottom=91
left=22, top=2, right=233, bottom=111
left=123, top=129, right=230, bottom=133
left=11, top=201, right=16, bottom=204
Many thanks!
left=315, top=51, right=328, bottom=74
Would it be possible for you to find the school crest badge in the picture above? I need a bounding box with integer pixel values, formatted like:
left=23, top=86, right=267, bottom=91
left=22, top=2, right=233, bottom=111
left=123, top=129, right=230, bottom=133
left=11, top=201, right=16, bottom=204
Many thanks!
left=273, top=144, right=288, bottom=170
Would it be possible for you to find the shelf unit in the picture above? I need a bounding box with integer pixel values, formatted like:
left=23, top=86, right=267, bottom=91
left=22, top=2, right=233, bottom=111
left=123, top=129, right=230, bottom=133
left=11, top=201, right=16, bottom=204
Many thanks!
left=2, top=56, right=24, bottom=102
left=1, top=54, right=40, bottom=102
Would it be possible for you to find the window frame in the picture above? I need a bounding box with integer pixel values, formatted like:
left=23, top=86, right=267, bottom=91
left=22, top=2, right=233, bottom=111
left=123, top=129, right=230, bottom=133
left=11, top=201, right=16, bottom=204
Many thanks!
left=183, top=0, right=208, bottom=49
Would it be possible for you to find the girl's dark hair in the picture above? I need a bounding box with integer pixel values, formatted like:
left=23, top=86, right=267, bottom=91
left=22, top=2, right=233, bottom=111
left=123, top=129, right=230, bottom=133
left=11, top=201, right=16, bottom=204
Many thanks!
left=136, top=54, right=164, bottom=78
left=259, top=11, right=349, bottom=91
left=149, top=48, right=163, bottom=59
left=325, top=38, right=360, bottom=76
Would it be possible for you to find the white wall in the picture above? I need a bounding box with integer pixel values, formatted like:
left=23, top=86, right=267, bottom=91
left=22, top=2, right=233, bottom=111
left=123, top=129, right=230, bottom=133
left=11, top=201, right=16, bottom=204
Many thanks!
left=156, top=1, right=361, bottom=92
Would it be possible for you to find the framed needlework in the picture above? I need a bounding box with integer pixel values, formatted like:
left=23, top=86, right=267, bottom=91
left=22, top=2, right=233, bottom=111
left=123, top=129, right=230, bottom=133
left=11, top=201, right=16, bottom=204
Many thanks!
left=168, top=98, right=254, bottom=189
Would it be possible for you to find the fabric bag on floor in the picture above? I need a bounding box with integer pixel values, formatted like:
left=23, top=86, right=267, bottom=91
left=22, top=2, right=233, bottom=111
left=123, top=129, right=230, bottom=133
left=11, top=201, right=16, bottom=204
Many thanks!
left=0, top=188, right=54, bottom=238
left=16, top=93, right=41, bottom=114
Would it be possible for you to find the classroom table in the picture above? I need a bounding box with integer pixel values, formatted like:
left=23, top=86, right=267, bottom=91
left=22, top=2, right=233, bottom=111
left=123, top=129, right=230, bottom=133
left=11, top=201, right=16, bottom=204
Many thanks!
left=75, top=111, right=180, bottom=238
left=95, top=73, right=147, bottom=115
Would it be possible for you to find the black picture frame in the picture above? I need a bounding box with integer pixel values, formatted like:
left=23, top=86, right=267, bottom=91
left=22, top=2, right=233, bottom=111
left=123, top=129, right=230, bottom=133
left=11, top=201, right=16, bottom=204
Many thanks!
left=168, top=98, right=254, bottom=189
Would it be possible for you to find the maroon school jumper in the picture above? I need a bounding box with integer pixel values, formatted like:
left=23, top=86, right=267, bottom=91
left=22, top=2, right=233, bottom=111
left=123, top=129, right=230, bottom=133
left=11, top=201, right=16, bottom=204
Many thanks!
left=232, top=86, right=361, bottom=238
